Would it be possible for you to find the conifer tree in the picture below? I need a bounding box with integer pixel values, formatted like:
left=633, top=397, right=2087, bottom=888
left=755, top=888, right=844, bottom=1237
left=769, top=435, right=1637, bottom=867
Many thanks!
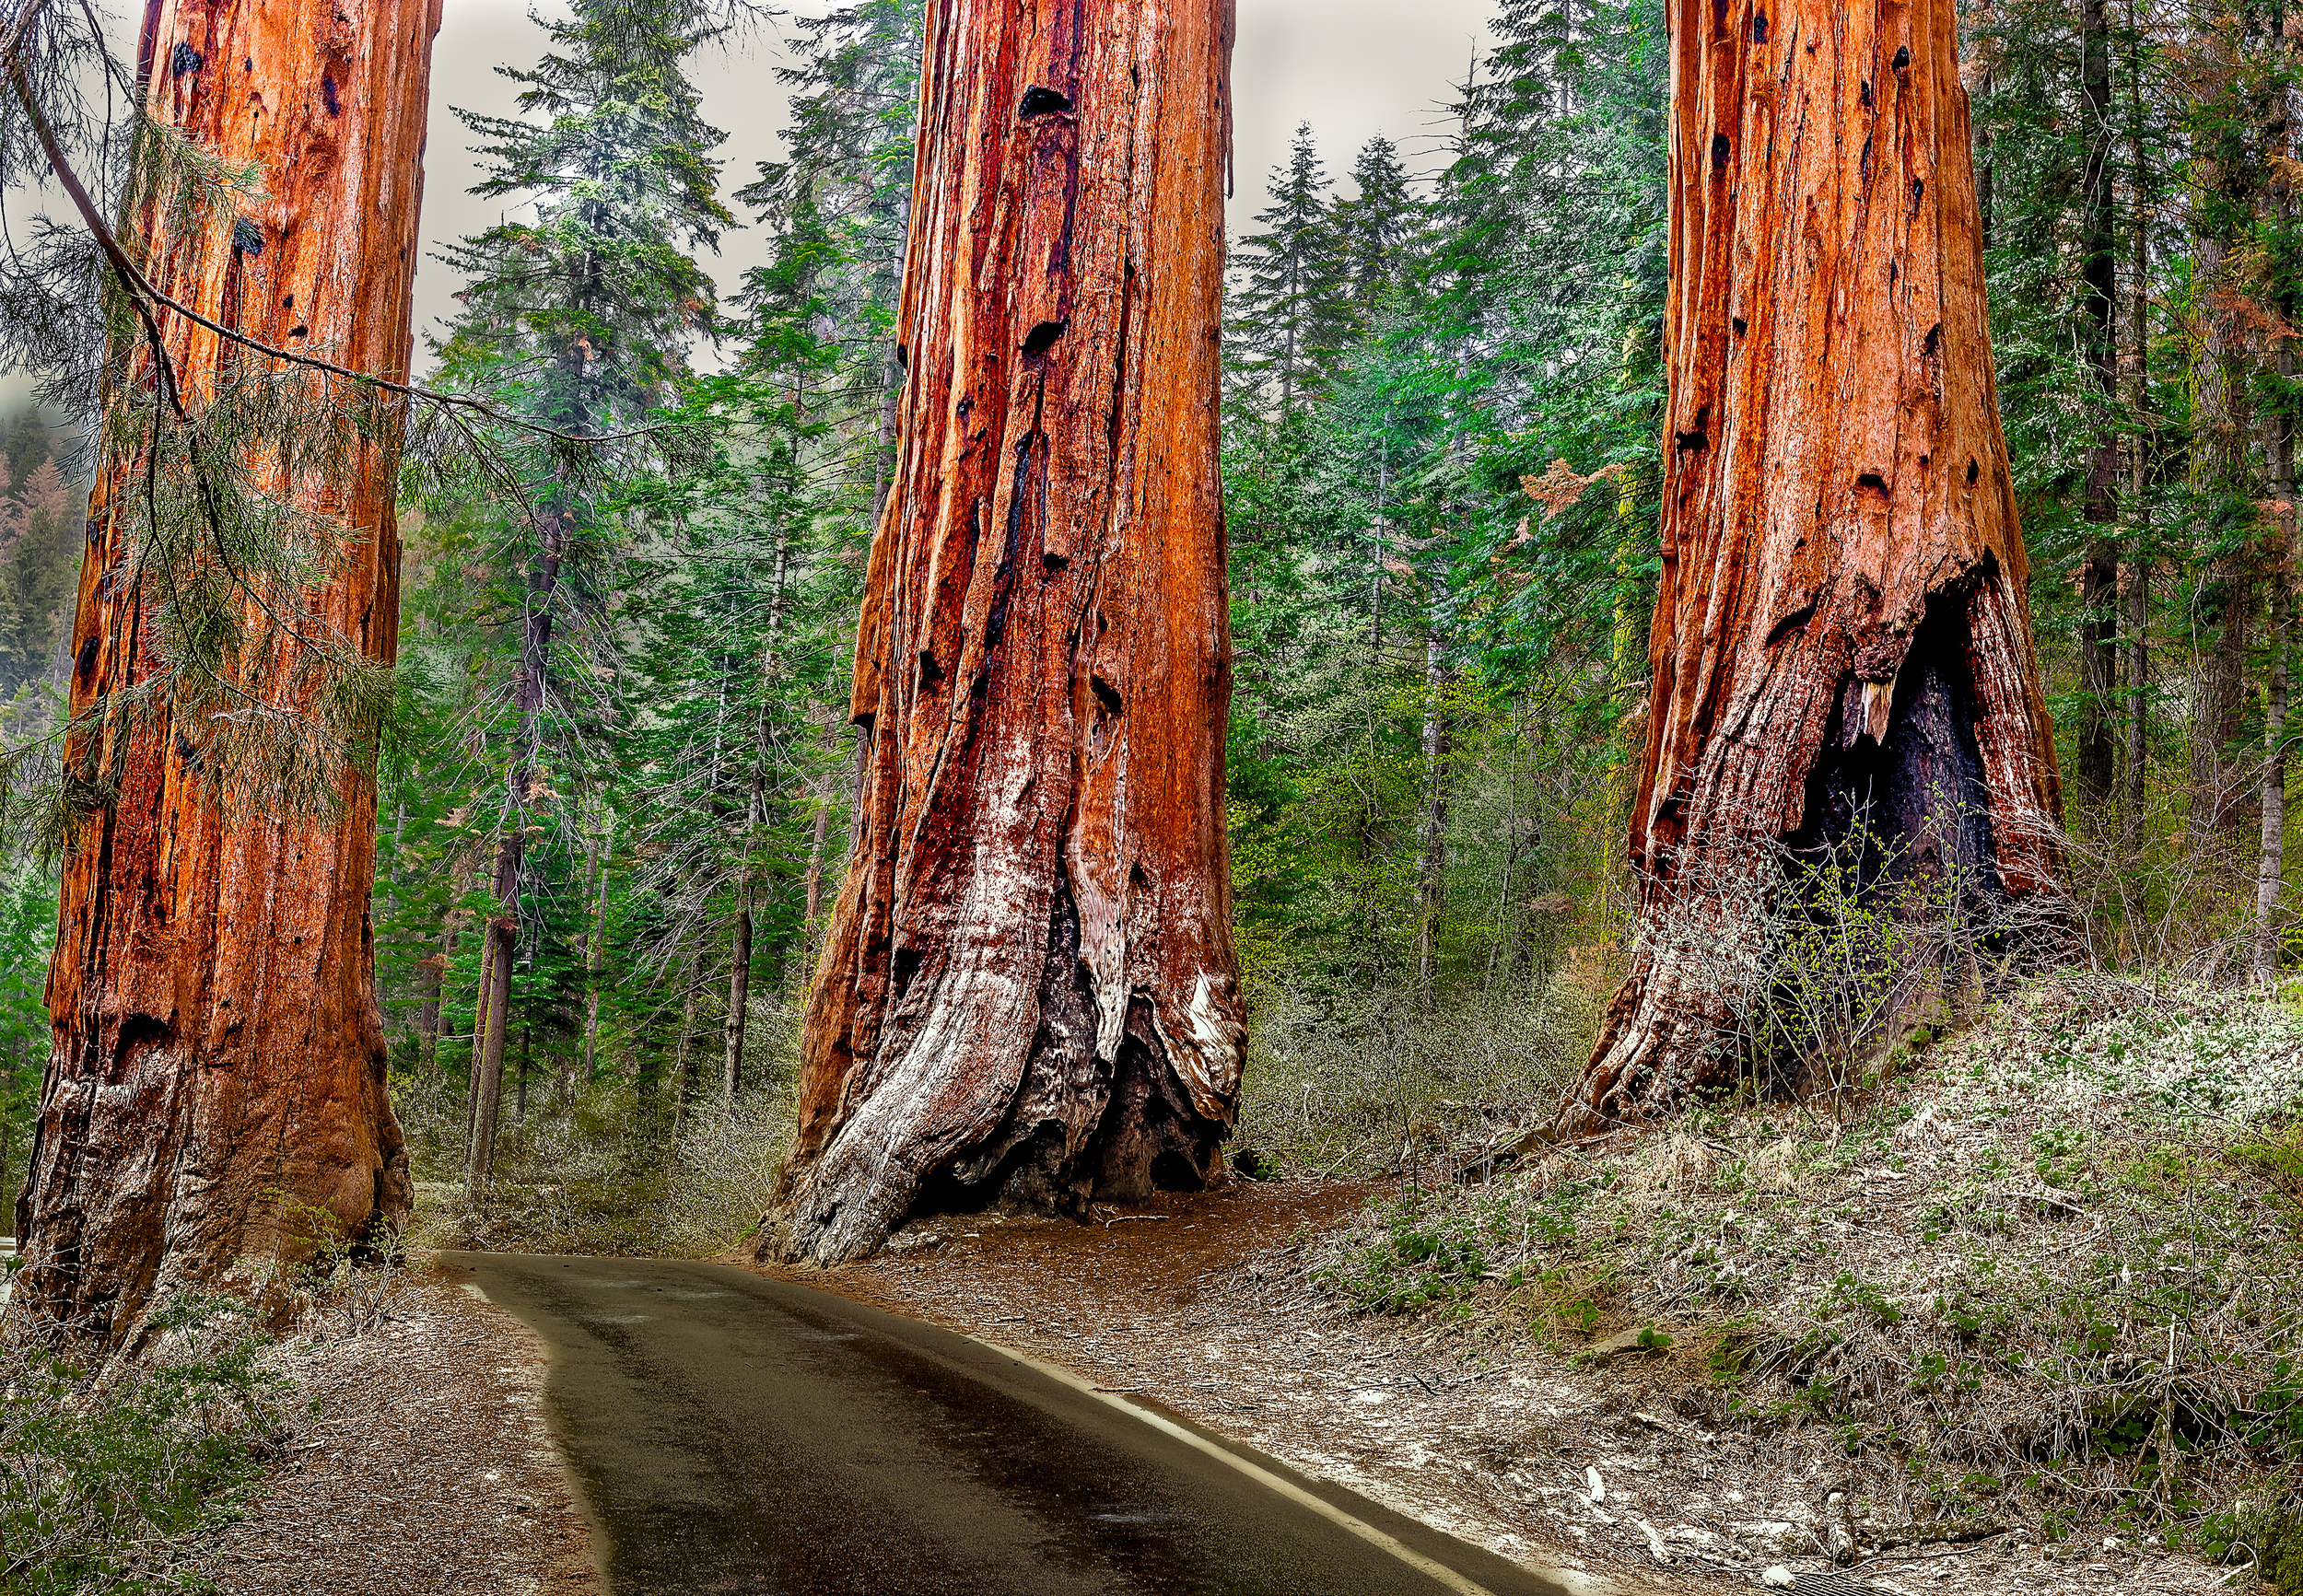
left=1229, top=123, right=1350, bottom=416
left=1330, top=136, right=1419, bottom=332
left=428, top=0, right=733, bottom=1196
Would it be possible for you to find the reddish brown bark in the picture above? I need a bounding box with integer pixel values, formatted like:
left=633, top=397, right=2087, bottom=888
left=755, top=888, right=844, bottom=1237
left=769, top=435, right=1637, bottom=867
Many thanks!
left=1560, top=0, right=2064, bottom=1133
left=14, top=0, right=441, bottom=1346
left=764, top=0, right=1244, bottom=1264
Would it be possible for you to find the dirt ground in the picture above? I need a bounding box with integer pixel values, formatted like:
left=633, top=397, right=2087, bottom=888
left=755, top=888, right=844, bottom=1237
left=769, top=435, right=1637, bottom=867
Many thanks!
left=190, top=1265, right=599, bottom=1596
left=747, top=1178, right=2257, bottom=1596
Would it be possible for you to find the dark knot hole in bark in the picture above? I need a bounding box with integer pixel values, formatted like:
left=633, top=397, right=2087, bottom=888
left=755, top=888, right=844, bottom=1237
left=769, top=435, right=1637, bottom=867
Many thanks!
left=891, top=945, right=924, bottom=1001
left=113, top=1010, right=175, bottom=1074
left=1023, top=319, right=1069, bottom=357
left=1018, top=86, right=1072, bottom=118
left=1892, top=45, right=1911, bottom=70
left=1856, top=472, right=1889, bottom=496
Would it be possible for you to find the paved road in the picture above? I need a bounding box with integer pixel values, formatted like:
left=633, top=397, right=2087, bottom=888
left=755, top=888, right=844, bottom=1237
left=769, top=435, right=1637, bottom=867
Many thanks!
left=448, top=1252, right=1605, bottom=1596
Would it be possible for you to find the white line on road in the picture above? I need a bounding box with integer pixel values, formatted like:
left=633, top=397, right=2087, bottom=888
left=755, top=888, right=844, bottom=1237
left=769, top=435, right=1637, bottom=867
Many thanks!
left=962, top=1331, right=1522, bottom=1596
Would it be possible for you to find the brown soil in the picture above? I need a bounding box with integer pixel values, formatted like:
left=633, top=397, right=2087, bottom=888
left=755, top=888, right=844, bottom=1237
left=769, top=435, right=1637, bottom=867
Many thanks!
left=190, top=1265, right=598, bottom=1596
left=742, top=1178, right=2254, bottom=1596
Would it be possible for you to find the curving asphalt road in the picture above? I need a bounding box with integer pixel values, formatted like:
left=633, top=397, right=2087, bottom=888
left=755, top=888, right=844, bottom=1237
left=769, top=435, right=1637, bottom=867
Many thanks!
left=447, top=1252, right=1613, bottom=1596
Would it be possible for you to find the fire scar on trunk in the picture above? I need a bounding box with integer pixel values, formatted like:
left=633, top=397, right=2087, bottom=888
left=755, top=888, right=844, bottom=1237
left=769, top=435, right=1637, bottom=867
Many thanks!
left=1558, top=0, right=2065, bottom=1136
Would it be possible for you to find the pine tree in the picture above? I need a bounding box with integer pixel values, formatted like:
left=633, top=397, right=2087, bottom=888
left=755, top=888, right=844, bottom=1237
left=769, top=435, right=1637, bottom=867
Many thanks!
left=427, top=0, right=735, bottom=1197
left=1229, top=123, right=1350, bottom=416
left=1329, top=136, right=1418, bottom=332
left=0, top=458, right=76, bottom=693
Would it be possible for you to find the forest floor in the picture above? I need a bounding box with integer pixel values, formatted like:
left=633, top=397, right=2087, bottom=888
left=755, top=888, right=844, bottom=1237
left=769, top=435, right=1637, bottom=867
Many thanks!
left=764, top=973, right=2303, bottom=1596
left=187, top=1264, right=599, bottom=1596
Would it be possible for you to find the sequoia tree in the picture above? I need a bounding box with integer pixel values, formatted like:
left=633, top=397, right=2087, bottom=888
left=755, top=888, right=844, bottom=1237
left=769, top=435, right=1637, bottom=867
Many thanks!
left=12, top=0, right=440, bottom=1346
left=763, top=0, right=1245, bottom=1265
left=1559, top=0, right=2064, bottom=1132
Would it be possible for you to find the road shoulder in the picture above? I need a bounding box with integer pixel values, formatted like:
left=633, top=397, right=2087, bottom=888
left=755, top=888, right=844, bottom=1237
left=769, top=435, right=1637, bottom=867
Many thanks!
left=189, top=1264, right=599, bottom=1596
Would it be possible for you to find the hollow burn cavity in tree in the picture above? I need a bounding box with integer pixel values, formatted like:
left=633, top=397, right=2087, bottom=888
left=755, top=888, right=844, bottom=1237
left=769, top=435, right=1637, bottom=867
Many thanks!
left=1763, top=593, right=2005, bottom=1090
left=1785, top=589, right=2001, bottom=920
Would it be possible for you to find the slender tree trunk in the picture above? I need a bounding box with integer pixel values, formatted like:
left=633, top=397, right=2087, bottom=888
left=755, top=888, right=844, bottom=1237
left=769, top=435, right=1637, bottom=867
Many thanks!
left=1414, top=619, right=1450, bottom=1011
left=465, top=913, right=513, bottom=1203
left=2258, top=232, right=2297, bottom=980
left=2189, top=226, right=2257, bottom=853
left=1560, top=0, right=2064, bottom=1134
left=463, top=921, right=495, bottom=1145
left=766, top=0, right=1243, bottom=1264
left=582, top=814, right=612, bottom=1085
left=724, top=906, right=751, bottom=1107
left=800, top=717, right=839, bottom=960
left=514, top=1019, right=531, bottom=1126
left=416, top=909, right=459, bottom=1072
left=2124, top=17, right=2152, bottom=830
left=670, top=959, right=700, bottom=1145
left=467, top=521, right=564, bottom=1197
left=16, top=0, right=442, bottom=1347
left=2258, top=575, right=2290, bottom=982
left=2076, top=0, right=2120, bottom=809
left=727, top=527, right=792, bottom=1108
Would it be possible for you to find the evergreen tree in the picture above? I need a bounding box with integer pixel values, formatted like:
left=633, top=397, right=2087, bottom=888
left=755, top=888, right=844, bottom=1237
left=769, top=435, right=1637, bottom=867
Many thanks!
left=1329, top=136, right=1419, bottom=332
left=1228, top=123, right=1350, bottom=415
left=405, top=0, right=737, bottom=1194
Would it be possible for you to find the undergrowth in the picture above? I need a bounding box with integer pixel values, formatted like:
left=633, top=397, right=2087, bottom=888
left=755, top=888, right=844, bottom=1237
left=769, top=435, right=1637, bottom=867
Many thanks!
left=1292, top=971, right=2303, bottom=1572
left=0, top=1294, right=285, bottom=1594
left=1233, top=949, right=1617, bottom=1180
left=400, top=1056, right=799, bottom=1258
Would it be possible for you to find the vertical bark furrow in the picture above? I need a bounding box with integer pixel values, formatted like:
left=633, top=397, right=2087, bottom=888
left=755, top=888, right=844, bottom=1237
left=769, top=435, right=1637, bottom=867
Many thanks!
left=769, top=0, right=1240, bottom=1265
left=1560, top=0, right=2063, bottom=1133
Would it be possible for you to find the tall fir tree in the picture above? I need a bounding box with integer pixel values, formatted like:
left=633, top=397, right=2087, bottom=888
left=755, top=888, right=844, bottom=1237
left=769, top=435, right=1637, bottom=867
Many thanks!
left=1228, top=123, right=1350, bottom=416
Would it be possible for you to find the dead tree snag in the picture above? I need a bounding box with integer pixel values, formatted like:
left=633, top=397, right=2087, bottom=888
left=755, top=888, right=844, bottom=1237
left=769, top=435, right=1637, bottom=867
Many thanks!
left=764, top=0, right=1245, bottom=1265
left=13, top=0, right=442, bottom=1347
left=1559, top=0, right=2064, bottom=1133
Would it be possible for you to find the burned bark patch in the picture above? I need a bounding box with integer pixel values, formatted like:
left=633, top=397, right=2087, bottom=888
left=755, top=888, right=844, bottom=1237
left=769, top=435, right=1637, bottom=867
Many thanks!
left=1788, top=594, right=2001, bottom=903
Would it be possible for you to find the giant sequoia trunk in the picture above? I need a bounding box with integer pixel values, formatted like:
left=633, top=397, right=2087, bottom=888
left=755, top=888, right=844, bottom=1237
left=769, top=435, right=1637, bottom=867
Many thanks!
left=1560, top=0, right=2063, bottom=1133
left=763, top=0, right=1244, bottom=1265
left=14, top=0, right=440, bottom=1346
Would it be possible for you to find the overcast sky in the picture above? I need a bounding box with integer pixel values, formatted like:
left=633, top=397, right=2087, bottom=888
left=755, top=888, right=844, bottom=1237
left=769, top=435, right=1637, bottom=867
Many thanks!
left=4, top=0, right=1493, bottom=414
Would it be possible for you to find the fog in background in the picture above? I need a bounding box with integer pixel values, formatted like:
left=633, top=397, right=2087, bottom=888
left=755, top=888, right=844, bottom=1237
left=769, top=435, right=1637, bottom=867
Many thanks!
left=2, top=0, right=1491, bottom=417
